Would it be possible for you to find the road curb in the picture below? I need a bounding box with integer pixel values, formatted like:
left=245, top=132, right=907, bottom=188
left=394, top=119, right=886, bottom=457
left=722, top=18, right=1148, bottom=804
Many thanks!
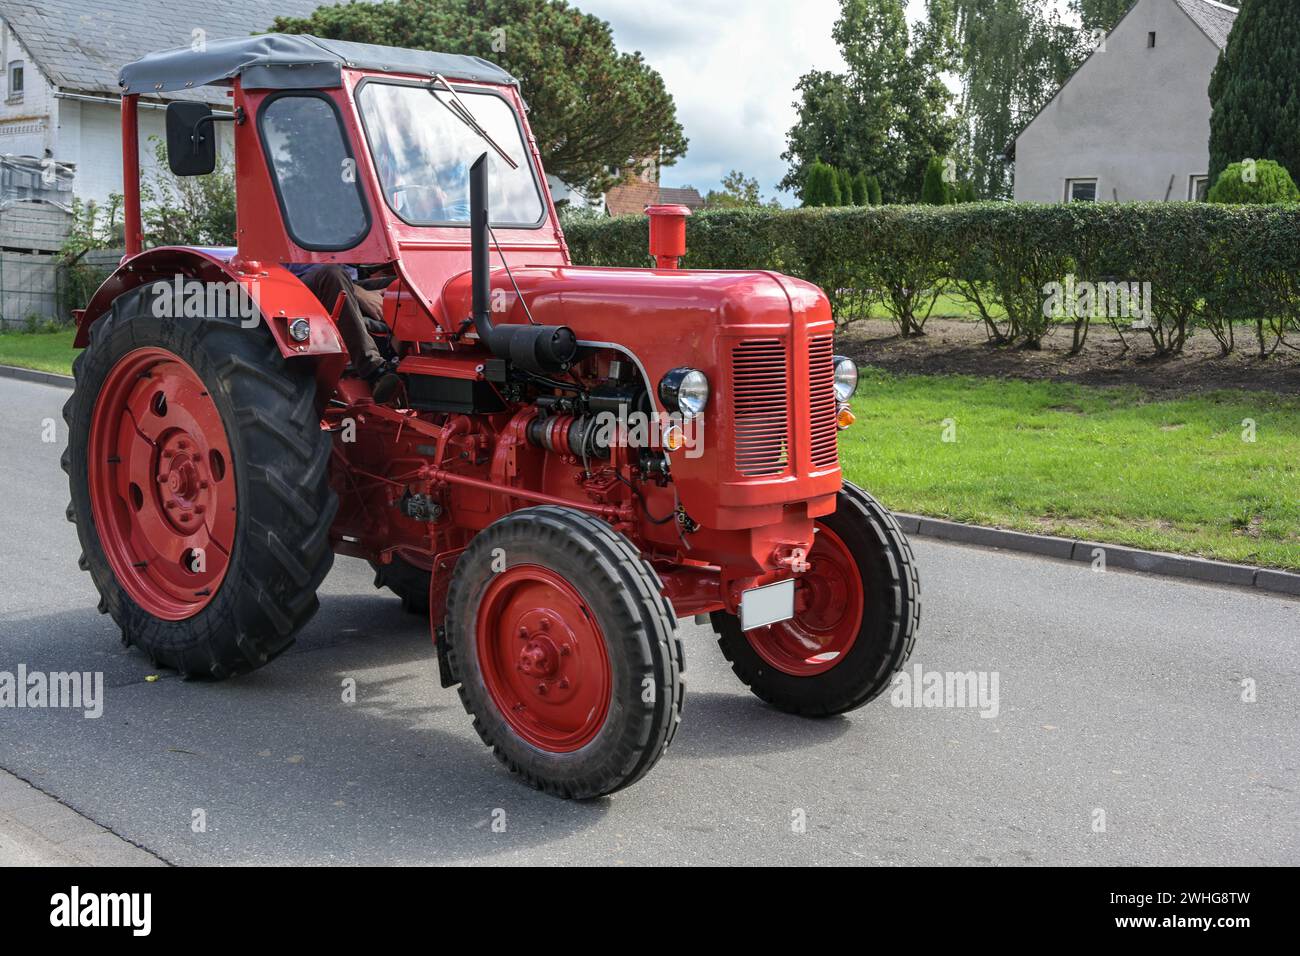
left=899, top=513, right=1300, bottom=597
left=0, top=769, right=167, bottom=866
left=0, top=364, right=73, bottom=389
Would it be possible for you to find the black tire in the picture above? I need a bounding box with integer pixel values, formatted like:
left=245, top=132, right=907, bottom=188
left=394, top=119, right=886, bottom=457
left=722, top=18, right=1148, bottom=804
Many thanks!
left=711, top=482, right=919, bottom=716
left=369, top=554, right=432, bottom=614
left=62, top=285, right=337, bottom=679
left=444, top=506, right=684, bottom=799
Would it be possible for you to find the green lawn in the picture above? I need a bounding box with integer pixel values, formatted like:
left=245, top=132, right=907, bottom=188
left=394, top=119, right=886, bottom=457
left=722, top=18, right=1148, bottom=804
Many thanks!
left=3, top=330, right=1296, bottom=569
left=841, top=369, right=1300, bottom=570
left=864, top=290, right=994, bottom=321
left=0, top=329, right=76, bottom=375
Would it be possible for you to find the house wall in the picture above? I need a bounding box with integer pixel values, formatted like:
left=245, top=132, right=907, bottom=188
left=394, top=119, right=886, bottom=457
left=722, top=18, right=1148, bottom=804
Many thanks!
left=0, top=16, right=232, bottom=210
left=0, top=19, right=57, bottom=160
left=1013, top=0, right=1222, bottom=203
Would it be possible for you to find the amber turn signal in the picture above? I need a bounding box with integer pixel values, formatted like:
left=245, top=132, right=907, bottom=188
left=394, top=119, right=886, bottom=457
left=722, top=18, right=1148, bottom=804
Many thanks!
left=836, top=404, right=856, bottom=430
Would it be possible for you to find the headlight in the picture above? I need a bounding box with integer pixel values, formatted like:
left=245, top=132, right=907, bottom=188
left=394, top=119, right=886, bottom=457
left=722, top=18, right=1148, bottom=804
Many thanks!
left=833, top=355, right=858, bottom=402
left=659, top=367, right=710, bottom=417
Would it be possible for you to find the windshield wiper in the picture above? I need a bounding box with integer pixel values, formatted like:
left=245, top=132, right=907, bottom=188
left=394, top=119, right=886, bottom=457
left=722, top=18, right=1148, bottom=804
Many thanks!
left=428, top=75, right=519, bottom=170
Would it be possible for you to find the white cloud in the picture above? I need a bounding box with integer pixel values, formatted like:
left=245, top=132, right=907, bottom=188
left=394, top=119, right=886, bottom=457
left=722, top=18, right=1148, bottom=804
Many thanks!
left=576, top=0, right=871, bottom=204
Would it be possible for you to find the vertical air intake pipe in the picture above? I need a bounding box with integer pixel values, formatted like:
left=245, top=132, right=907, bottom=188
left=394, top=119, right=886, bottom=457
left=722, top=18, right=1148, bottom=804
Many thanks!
left=468, top=153, right=578, bottom=373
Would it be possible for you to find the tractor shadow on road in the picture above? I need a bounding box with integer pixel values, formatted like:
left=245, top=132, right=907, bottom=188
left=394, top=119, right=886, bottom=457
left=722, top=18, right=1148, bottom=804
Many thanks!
left=2, top=590, right=856, bottom=863
left=667, top=691, right=853, bottom=759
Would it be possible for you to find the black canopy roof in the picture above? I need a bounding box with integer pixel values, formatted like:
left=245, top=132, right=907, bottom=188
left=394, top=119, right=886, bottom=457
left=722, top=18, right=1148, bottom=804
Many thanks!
left=119, top=34, right=517, bottom=96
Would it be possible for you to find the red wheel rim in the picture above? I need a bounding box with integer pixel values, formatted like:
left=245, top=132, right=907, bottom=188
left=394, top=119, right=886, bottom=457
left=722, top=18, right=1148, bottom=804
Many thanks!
left=476, top=565, right=611, bottom=752
left=745, top=523, right=864, bottom=677
left=88, top=348, right=236, bottom=620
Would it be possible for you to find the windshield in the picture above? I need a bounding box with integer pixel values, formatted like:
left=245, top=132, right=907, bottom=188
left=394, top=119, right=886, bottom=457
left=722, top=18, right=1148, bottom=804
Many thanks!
left=357, top=81, right=545, bottom=227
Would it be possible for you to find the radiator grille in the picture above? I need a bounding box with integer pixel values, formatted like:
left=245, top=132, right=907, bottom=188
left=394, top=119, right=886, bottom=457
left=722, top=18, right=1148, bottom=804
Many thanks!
left=808, top=334, right=838, bottom=468
left=731, top=338, right=790, bottom=477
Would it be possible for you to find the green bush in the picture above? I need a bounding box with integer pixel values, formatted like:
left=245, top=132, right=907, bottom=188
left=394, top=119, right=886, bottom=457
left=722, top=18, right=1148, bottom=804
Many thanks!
left=1207, top=160, right=1300, bottom=204
left=562, top=202, right=1300, bottom=354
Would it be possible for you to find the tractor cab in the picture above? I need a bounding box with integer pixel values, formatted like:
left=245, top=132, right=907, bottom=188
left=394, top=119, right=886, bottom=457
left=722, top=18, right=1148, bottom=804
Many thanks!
left=111, top=34, right=566, bottom=351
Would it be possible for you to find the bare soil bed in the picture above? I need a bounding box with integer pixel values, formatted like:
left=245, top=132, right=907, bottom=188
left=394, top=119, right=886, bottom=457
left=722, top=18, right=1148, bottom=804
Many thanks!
left=840, top=318, right=1300, bottom=397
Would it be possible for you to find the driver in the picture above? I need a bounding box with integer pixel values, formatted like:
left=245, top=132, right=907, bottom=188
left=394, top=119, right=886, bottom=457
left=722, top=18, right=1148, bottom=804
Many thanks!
left=290, top=264, right=401, bottom=404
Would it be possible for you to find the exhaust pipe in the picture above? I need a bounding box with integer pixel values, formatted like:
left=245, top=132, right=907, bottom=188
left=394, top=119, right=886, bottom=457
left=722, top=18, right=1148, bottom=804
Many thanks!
left=469, top=153, right=577, bottom=373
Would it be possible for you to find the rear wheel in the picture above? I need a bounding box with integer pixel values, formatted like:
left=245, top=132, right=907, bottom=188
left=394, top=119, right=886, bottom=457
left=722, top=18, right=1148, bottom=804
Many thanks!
left=63, top=285, right=337, bottom=678
left=444, top=506, right=684, bottom=798
left=711, top=482, right=919, bottom=716
left=370, top=550, right=433, bottom=614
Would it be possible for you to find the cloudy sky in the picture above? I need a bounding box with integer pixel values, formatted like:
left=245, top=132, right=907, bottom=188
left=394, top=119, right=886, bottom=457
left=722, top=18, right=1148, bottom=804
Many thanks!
left=576, top=0, right=933, bottom=204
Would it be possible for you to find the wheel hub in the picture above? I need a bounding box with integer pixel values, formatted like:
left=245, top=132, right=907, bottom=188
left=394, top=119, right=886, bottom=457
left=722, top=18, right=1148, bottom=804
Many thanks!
left=157, top=433, right=213, bottom=532
left=88, top=348, right=235, bottom=620
left=477, top=566, right=611, bottom=752
left=745, top=523, right=865, bottom=677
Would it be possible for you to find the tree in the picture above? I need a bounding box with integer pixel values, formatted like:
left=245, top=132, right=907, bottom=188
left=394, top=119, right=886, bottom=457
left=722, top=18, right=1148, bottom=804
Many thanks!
left=803, top=161, right=841, bottom=207
left=273, top=0, right=687, bottom=196
left=936, top=0, right=1086, bottom=199
left=1208, top=0, right=1300, bottom=186
left=866, top=175, right=883, bottom=206
left=782, top=0, right=955, bottom=203
left=1207, top=160, right=1300, bottom=204
left=921, top=155, right=954, bottom=204
left=851, top=171, right=870, bottom=205
left=140, top=139, right=236, bottom=246
left=837, top=167, right=856, bottom=205
left=1069, top=0, right=1132, bottom=32
left=703, top=169, right=773, bottom=208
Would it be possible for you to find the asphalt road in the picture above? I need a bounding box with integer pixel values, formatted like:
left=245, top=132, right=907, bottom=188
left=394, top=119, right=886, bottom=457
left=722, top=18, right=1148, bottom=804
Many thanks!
left=1, top=374, right=1296, bottom=865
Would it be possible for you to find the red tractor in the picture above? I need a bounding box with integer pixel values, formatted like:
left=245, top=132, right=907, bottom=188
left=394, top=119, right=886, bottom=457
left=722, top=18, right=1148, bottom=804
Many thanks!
left=63, top=35, right=919, bottom=798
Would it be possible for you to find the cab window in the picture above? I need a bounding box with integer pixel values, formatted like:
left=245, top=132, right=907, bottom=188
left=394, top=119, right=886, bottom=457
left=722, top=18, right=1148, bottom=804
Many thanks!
left=259, top=94, right=370, bottom=250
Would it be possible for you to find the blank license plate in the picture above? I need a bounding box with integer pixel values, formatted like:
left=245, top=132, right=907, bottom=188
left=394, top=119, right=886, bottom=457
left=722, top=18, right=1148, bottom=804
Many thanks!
left=740, top=579, right=795, bottom=631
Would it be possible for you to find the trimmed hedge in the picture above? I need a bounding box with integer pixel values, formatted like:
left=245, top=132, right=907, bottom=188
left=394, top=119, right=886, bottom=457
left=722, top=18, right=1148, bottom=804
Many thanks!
left=563, top=203, right=1300, bottom=357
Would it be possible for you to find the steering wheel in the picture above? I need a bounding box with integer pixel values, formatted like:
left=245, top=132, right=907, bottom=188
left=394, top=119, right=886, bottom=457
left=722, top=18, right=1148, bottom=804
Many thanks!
left=389, top=183, right=465, bottom=222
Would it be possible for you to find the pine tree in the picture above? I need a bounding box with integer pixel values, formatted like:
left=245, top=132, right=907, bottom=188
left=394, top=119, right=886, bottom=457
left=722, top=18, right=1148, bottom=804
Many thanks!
left=867, top=175, right=883, bottom=206
left=921, top=155, right=951, bottom=204
left=1208, top=0, right=1300, bottom=185
left=803, top=161, right=841, bottom=207
left=841, top=167, right=857, bottom=204
left=851, top=171, right=870, bottom=205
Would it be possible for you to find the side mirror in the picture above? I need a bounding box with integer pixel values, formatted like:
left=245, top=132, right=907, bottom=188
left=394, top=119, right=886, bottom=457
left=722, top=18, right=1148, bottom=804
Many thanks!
left=165, top=102, right=217, bottom=176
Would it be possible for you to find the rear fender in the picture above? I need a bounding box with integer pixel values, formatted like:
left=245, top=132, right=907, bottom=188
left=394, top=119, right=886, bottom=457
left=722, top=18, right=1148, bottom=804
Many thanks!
left=75, top=247, right=345, bottom=361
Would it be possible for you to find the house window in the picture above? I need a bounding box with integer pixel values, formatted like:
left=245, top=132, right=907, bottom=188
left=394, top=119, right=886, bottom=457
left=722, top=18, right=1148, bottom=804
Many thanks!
left=7, top=61, right=23, bottom=100
left=1190, top=175, right=1210, bottom=201
left=1148, top=32, right=1157, bottom=48
left=1066, top=178, right=1098, bottom=203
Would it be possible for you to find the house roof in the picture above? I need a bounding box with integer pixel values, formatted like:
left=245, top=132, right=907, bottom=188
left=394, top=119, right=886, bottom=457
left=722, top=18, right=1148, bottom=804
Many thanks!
left=1173, top=0, right=1238, bottom=50
left=657, top=187, right=705, bottom=208
left=604, top=181, right=703, bottom=217
left=1006, top=0, right=1239, bottom=159
left=0, top=0, right=354, bottom=102
left=119, top=34, right=516, bottom=96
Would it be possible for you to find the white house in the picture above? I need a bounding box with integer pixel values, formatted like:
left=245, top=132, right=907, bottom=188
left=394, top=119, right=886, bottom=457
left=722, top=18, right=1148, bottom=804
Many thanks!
left=0, top=0, right=362, bottom=209
left=1009, top=0, right=1238, bottom=203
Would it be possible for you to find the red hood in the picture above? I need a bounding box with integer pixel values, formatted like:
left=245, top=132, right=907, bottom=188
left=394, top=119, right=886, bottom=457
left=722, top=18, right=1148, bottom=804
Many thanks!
left=438, top=265, right=832, bottom=394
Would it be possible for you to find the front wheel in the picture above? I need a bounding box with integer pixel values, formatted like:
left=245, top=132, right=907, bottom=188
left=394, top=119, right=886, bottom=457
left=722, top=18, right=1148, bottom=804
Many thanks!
left=711, top=482, right=919, bottom=716
left=444, top=506, right=684, bottom=798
